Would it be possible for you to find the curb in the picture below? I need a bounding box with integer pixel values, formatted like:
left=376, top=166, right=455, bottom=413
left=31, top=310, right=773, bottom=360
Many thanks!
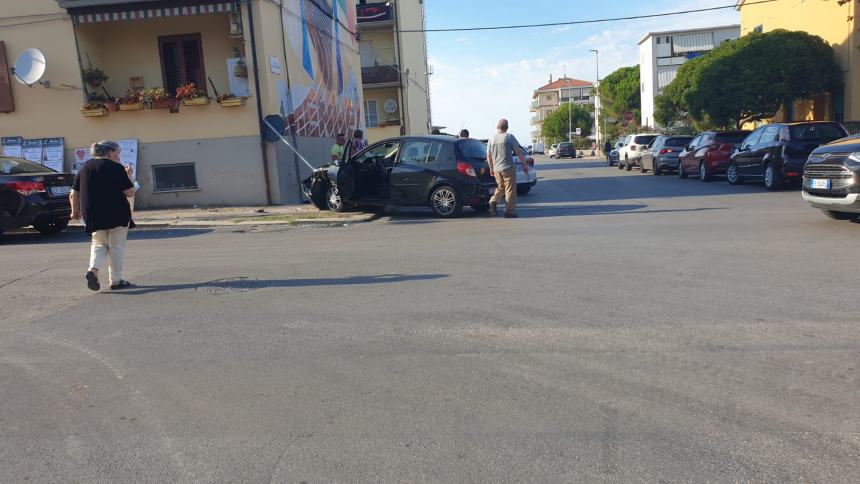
left=64, top=212, right=379, bottom=231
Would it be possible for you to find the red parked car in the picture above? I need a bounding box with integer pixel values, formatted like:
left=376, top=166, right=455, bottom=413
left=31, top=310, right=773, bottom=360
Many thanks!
left=677, top=130, right=750, bottom=181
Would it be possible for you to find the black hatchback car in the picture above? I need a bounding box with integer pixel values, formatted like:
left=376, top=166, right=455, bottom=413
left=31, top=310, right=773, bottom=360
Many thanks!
left=555, top=142, right=576, bottom=159
left=305, top=135, right=495, bottom=217
left=728, top=122, right=848, bottom=190
left=1, top=157, right=73, bottom=237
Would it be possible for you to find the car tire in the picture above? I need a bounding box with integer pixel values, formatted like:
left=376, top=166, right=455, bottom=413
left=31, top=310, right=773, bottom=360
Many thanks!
left=429, top=185, right=463, bottom=218
left=325, top=185, right=346, bottom=212
left=823, top=210, right=858, bottom=221
left=699, top=161, right=713, bottom=182
left=310, top=180, right=329, bottom=210
left=33, top=219, right=69, bottom=235
left=653, top=164, right=662, bottom=176
left=763, top=163, right=783, bottom=191
left=517, top=185, right=531, bottom=196
left=726, top=162, right=743, bottom=185
left=678, top=160, right=688, bottom=179
left=617, top=159, right=624, bottom=170
left=625, top=157, right=632, bottom=171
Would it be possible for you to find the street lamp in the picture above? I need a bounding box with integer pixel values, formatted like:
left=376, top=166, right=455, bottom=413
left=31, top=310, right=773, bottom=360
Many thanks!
left=590, top=49, right=601, bottom=147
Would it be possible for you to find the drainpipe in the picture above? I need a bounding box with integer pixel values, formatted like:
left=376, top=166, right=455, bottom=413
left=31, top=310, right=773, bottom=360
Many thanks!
left=394, top=2, right=407, bottom=134
left=246, top=0, right=273, bottom=205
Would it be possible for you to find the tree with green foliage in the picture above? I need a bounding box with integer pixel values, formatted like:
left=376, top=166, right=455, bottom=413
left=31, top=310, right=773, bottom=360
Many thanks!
left=596, top=65, right=641, bottom=140
left=657, top=29, right=842, bottom=128
left=540, top=103, right=592, bottom=144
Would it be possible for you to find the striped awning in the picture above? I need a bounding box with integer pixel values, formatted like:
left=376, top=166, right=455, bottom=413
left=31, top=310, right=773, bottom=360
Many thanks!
left=74, top=2, right=237, bottom=24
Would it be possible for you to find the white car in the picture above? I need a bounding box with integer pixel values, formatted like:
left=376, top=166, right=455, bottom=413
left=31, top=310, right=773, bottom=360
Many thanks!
left=618, top=133, right=659, bottom=171
left=481, top=140, right=538, bottom=195
left=547, top=144, right=559, bottom=158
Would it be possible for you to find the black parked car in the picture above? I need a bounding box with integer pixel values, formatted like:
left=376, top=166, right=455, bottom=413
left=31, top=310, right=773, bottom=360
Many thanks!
left=555, top=142, right=576, bottom=159
left=802, top=133, right=860, bottom=221
left=639, top=135, right=693, bottom=175
left=727, top=122, right=848, bottom=190
left=305, top=135, right=495, bottom=217
left=0, top=157, right=73, bottom=237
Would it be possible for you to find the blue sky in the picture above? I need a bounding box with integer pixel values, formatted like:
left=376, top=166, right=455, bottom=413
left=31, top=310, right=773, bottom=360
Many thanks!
left=424, top=0, right=740, bottom=143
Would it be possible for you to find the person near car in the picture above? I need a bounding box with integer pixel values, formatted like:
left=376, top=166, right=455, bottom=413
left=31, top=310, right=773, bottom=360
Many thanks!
left=487, top=118, right=528, bottom=218
left=459, top=129, right=470, bottom=139
left=351, top=129, right=367, bottom=154
left=69, top=140, right=136, bottom=291
left=604, top=140, right=612, bottom=162
left=331, top=133, right=346, bottom=162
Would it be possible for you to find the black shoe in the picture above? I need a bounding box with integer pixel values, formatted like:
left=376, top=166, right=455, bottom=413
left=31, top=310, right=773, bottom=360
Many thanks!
left=489, top=202, right=498, bottom=217
left=503, top=212, right=519, bottom=218
left=85, top=271, right=100, bottom=291
left=110, top=280, right=133, bottom=290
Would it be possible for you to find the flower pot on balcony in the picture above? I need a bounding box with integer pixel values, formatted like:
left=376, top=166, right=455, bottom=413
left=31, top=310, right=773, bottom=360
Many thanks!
left=81, top=106, right=108, bottom=118
left=218, top=97, right=246, bottom=107
left=118, top=101, right=144, bottom=111
left=182, top=97, right=210, bottom=106
left=148, top=99, right=172, bottom=109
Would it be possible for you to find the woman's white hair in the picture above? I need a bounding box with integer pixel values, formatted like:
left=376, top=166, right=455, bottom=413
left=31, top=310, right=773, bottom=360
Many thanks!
left=91, top=139, right=120, bottom=158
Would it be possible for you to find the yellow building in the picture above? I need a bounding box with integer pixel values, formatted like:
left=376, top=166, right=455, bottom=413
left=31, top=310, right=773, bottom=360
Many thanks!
left=0, top=0, right=364, bottom=208
left=530, top=76, right=594, bottom=145
left=736, top=0, right=858, bottom=126
left=356, top=0, right=431, bottom=143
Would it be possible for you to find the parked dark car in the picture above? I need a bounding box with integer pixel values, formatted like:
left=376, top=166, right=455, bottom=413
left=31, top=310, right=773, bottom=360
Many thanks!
left=555, top=142, right=576, bottom=159
left=640, top=135, right=693, bottom=175
left=304, top=135, right=494, bottom=218
left=608, top=137, right=624, bottom=166
left=677, top=130, right=749, bottom=181
left=801, top=133, right=860, bottom=221
left=0, top=157, right=73, bottom=237
left=727, top=122, right=848, bottom=190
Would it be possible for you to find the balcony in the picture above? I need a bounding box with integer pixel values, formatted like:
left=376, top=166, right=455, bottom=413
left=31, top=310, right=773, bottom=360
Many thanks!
left=531, top=116, right=541, bottom=126
left=361, top=65, right=400, bottom=88
left=357, top=2, right=394, bottom=27
left=530, top=100, right=539, bottom=111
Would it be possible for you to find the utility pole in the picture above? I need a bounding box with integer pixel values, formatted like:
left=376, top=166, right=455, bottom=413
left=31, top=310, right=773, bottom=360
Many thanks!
left=590, top=49, right=600, bottom=147
left=564, top=65, right=571, bottom=144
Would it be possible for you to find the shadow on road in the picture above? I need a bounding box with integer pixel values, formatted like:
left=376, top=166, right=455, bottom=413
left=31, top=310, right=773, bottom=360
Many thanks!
left=517, top=204, right=727, bottom=218
left=0, top=228, right=213, bottom=245
left=108, top=273, right=449, bottom=295
left=538, top=174, right=771, bottom=203
left=538, top=160, right=608, bottom=170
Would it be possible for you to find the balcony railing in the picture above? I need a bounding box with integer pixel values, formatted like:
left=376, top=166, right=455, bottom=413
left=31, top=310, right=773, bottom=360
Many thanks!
left=357, top=3, right=394, bottom=24
left=362, top=65, right=400, bottom=87
left=530, top=117, right=541, bottom=125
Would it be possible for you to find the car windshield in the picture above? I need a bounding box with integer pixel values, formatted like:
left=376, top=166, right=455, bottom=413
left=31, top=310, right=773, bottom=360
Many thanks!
left=790, top=124, right=848, bottom=143
left=559, top=143, right=572, bottom=148
left=456, top=139, right=487, bottom=161
left=665, top=137, right=692, bottom=147
left=0, top=157, right=53, bottom=175
left=714, top=132, right=749, bottom=144
left=634, top=135, right=657, bottom=144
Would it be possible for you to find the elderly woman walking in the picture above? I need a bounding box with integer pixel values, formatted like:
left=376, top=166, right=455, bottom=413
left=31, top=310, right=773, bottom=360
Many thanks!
left=69, top=140, right=136, bottom=291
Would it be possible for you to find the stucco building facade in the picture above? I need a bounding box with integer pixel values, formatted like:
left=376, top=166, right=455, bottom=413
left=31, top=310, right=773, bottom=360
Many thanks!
left=530, top=76, right=594, bottom=145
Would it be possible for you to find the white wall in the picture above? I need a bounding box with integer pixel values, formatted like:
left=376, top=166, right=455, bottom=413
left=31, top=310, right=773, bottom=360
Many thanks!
left=639, top=38, right=656, bottom=128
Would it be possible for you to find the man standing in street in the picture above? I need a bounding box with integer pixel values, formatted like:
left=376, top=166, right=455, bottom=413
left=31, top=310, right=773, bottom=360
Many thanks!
left=70, top=140, right=136, bottom=291
left=331, top=133, right=346, bottom=162
left=487, top=118, right=528, bottom=218
left=604, top=139, right=612, bottom=163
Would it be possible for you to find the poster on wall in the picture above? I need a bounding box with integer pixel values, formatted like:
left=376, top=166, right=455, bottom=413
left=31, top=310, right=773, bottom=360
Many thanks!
left=42, top=138, right=65, bottom=172
left=1, top=136, right=23, bottom=157
left=73, top=147, right=91, bottom=174
left=118, top=138, right=138, bottom=179
left=281, top=0, right=363, bottom=138
left=22, top=139, right=43, bottom=163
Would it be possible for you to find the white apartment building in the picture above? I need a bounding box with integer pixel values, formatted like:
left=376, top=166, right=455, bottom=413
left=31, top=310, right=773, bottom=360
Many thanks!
left=639, top=25, right=740, bottom=128
left=530, top=76, right=594, bottom=144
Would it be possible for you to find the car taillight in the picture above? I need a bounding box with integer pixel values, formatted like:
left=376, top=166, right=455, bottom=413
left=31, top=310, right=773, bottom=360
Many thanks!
left=456, top=162, right=477, bottom=178
left=658, top=148, right=674, bottom=155
left=5, top=181, right=46, bottom=195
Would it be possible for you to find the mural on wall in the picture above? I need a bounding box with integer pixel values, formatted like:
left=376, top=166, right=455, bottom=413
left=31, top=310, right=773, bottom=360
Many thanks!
left=282, top=0, right=362, bottom=138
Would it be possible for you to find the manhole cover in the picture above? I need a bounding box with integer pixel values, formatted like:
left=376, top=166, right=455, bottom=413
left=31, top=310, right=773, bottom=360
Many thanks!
left=196, top=277, right=264, bottom=295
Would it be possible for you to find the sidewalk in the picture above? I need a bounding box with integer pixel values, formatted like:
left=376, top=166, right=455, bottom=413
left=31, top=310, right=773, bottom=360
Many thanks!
left=69, top=204, right=377, bottom=229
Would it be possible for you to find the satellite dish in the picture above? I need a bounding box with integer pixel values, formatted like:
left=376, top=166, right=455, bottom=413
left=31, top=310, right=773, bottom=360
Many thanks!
left=12, top=49, right=47, bottom=87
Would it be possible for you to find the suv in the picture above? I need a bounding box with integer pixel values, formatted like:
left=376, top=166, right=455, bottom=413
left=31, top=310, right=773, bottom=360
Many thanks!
left=618, top=133, right=658, bottom=171
left=640, top=135, right=693, bottom=175
left=678, top=130, right=749, bottom=181
left=727, top=122, right=848, bottom=190
left=802, top=133, right=860, bottom=221
left=555, top=142, right=575, bottom=159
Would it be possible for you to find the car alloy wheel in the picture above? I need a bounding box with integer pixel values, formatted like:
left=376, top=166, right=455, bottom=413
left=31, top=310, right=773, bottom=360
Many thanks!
left=326, top=185, right=344, bottom=212
left=764, top=164, right=782, bottom=191
left=726, top=163, right=742, bottom=185
left=430, top=185, right=462, bottom=217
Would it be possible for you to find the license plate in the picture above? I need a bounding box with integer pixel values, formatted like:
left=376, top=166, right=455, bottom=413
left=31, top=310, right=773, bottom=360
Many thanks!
left=809, top=179, right=830, bottom=190
left=49, top=186, right=71, bottom=196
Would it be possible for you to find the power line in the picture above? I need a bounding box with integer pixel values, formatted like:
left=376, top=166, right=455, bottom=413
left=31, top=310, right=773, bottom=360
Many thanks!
left=0, top=18, right=70, bottom=29
left=398, top=0, right=779, bottom=33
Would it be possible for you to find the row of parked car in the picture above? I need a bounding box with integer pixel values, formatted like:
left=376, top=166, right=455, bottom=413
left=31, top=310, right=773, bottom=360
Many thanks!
left=607, top=121, right=860, bottom=221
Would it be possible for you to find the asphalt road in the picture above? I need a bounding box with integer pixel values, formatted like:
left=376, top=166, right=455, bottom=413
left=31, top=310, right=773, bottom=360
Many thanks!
left=1, top=155, right=858, bottom=483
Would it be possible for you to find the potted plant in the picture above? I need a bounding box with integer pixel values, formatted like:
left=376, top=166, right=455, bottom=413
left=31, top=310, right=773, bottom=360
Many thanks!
left=81, top=101, right=108, bottom=117
left=142, top=87, right=172, bottom=109
left=83, top=67, right=108, bottom=88
left=176, top=83, right=209, bottom=106
left=217, top=92, right=247, bottom=107
left=117, top=90, right=144, bottom=111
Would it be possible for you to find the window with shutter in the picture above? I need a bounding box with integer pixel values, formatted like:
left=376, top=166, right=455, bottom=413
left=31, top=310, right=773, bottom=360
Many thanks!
left=0, top=41, right=14, bottom=113
left=158, top=34, right=206, bottom=96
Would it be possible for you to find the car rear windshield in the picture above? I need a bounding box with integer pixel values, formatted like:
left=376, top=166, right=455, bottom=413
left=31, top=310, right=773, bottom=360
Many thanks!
left=665, top=137, right=692, bottom=147
left=790, top=124, right=848, bottom=143
left=0, top=157, right=52, bottom=175
left=714, top=132, right=749, bottom=144
left=634, top=135, right=657, bottom=144
left=558, top=142, right=573, bottom=148
left=456, top=140, right=487, bottom=161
